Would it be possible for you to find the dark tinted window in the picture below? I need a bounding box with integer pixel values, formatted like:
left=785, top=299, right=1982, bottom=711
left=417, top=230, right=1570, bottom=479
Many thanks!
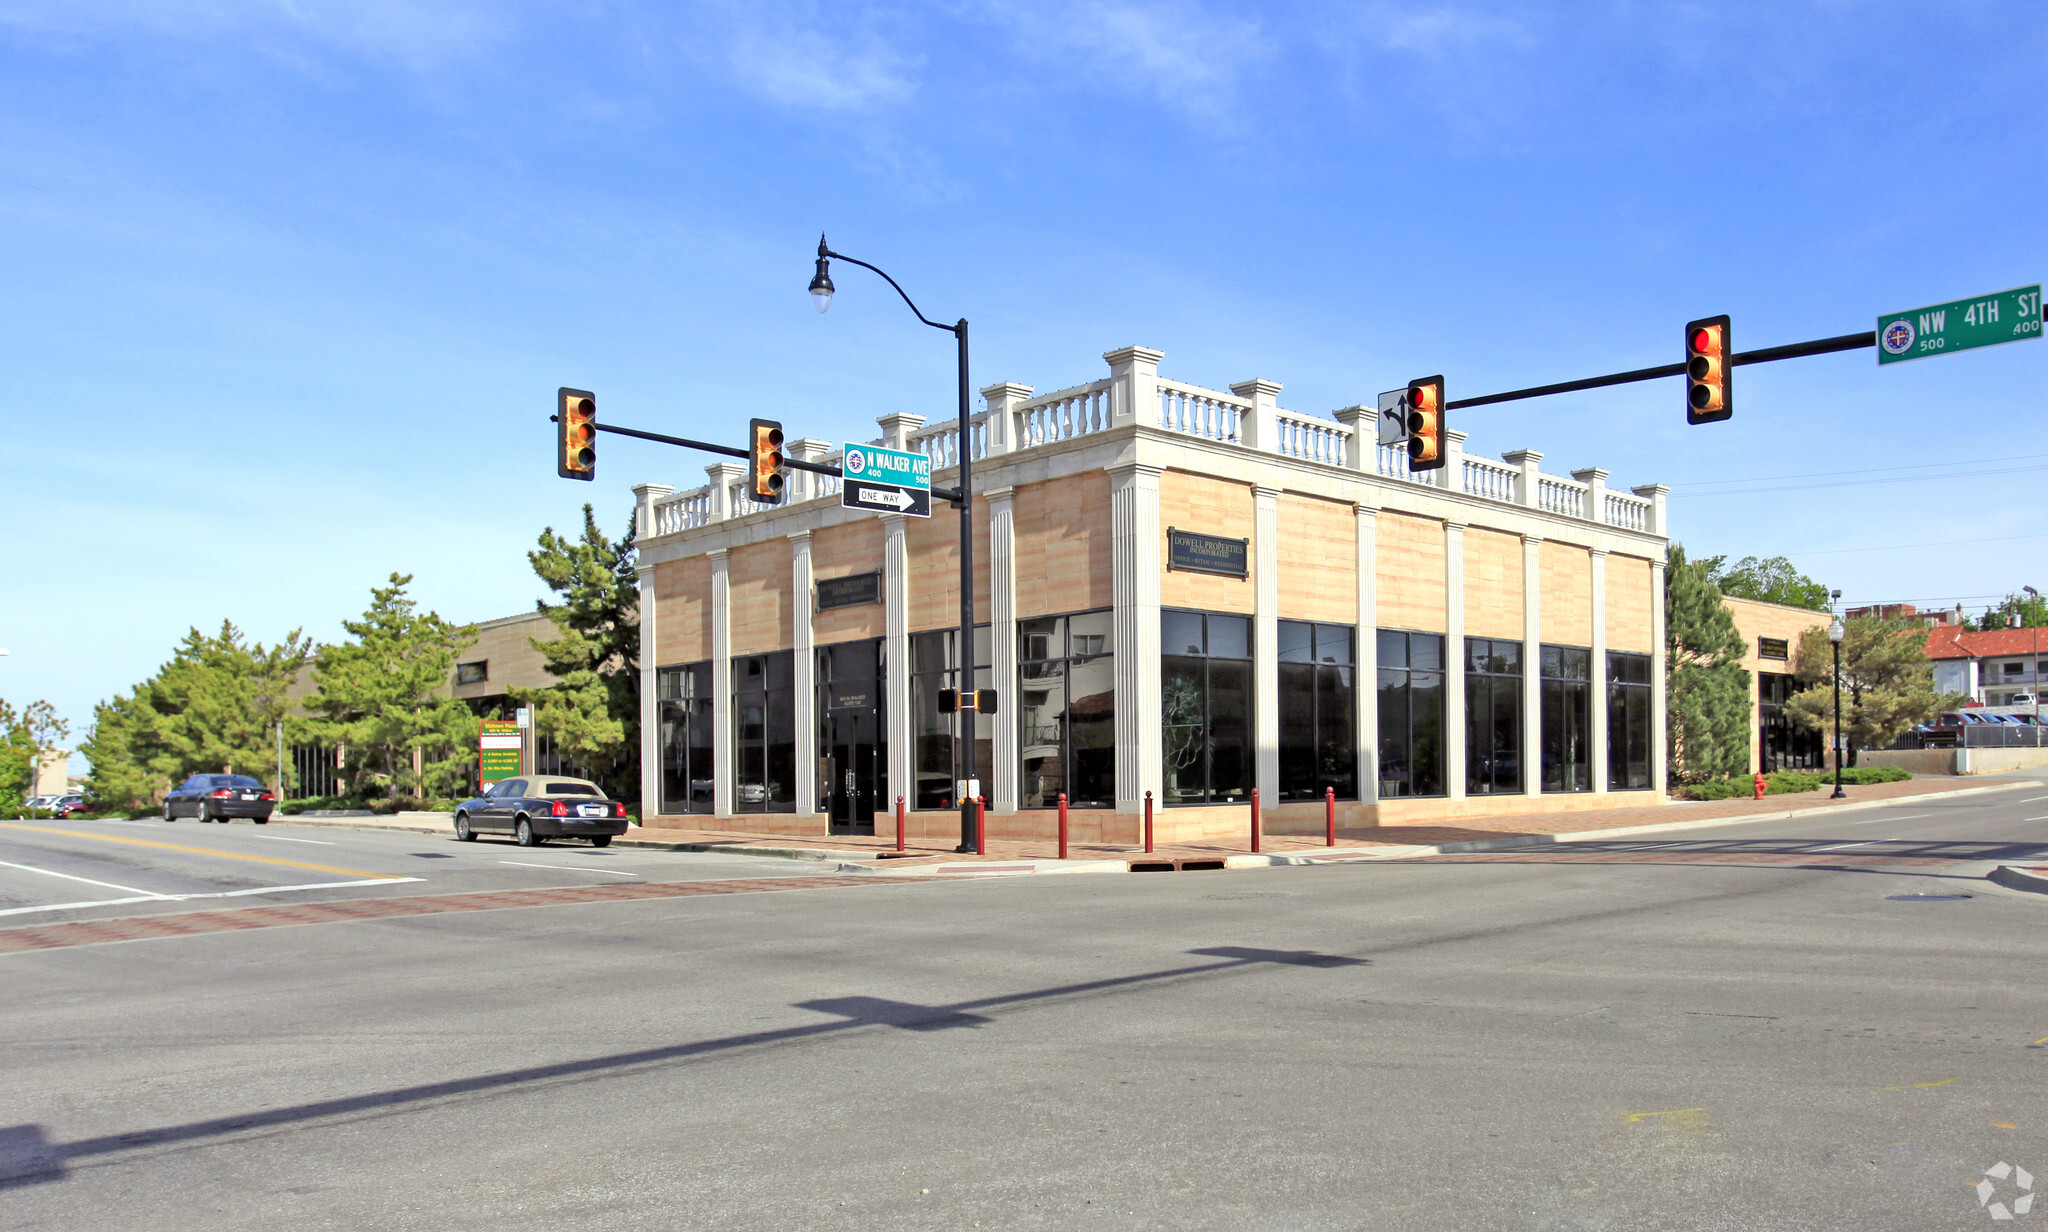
left=212, top=775, right=265, bottom=789
left=544, top=782, right=599, bottom=796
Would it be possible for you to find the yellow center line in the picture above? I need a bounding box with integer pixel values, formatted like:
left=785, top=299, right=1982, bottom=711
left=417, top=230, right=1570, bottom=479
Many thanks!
left=1626, top=1108, right=1704, bottom=1123
left=0, top=824, right=391, bottom=879
left=1879, top=1076, right=1963, bottom=1091
left=2032, top=1035, right=2048, bottom=1046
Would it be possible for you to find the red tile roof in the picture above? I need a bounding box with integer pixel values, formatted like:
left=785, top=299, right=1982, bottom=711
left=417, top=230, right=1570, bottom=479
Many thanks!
left=1923, top=626, right=2047, bottom=659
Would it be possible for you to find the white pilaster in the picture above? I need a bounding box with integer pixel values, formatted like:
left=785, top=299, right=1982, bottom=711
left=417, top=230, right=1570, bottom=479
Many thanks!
left=1650, top=556, right=1668, bottom=797
left=1573, top=467, right=1609, bottom=526
left=1445, top=521, right=1467, bottom=799
left=877, top=412, right=925, bottom=452
left=1232, top=380, right=1284, bottom=453
left=1104, top=346, right=1164, bottom=429
left=1590, top=548, right=1610, bottom=795
left=1332, top=407, right=1371, bottom=471
left=981, top=384, right=1033, bottom=458
left=1356, top=504, right=1379, bottom=801
left=987, top=487, right=1019, bottom=813
left=1443, top=429, right=1467, bottom=494
left=707, top=461, right=745, bottom=522
left=1252, top=485, right=1281, bottom=802
left=883, top=515, right=912, bottom=814
left=631, top=483, right=673, bottom=542
left=1111, top=463, right=1164, bottom=812
left=787, top=439, right=832, bottom=504
left=1503, top=449, right=1543, bottom=509
left=1521, top=535, right=1543, bottom=799
left=791, top=531, right=817, bottom=817
left=709, top=548, right=732, bottom=818
left=1632, top=482, right=1670, bottom=537
left=637, top=563, right=660, bottom=817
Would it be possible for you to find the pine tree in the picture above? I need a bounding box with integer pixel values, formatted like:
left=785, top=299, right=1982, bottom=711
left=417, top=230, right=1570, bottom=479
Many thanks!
left=510, top=504, right=640, bottom=800
left=300, top=574, right=477, bottom=799
left=1665, top=544, right=1751, bottom=784
left=1785, top=616, right=1955, bottom=765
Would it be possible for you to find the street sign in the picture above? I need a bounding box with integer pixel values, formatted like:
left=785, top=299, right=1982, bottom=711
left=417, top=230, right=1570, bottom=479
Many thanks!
left=841, top=442, right=932, bottom=518
left=1376, top=389, right=1408, bottom=445
left=478, top=719, right=521, bottom=788
left=1877, top=284, right=2042, bottom=365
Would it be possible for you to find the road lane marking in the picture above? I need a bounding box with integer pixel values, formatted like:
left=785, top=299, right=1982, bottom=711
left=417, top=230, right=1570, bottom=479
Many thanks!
left=2024, top=815, right=2048, bottom=822
left=2019, top=796, right=2048, bottom=803
left=498, top=861, right=640, bottom=877
left=0, top=824, right=387, bottom=878
left=1626, top=1108, right=1704, bottom=1122
left=2031, top=1035, right=2048, bottom=1046
left=0, top=858, right=164, bottom=898
left=1879, top=1076, right=1962, bottom=1090
left=0, top=878, right=426, bottom=918
left=244, top=834, right=337, bottom=845
left=1853, top=813, right=1929, bottom=825
left=1817, top=839, right=1889, bottom=851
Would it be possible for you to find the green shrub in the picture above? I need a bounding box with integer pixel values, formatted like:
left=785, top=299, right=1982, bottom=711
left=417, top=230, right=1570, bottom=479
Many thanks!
left=1677, top=764, right=1911, bottom=800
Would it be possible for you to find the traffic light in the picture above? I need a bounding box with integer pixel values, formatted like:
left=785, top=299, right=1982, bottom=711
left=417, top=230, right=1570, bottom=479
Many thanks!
left=557, top=388, right=596, bottom=481
left=747, top=418, right=786, bottom=504
left=1685, top=315, right=1731, bottom=424
left=1406, top=376, right=1445, bottom=470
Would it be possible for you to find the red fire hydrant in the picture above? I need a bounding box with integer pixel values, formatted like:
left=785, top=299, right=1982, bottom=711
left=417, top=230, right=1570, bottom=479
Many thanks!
left=1752, top=772, right=1767, bottom=800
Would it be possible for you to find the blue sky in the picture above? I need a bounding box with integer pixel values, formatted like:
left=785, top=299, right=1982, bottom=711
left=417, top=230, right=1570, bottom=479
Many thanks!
left=3, top=1, right=2043, bottom=750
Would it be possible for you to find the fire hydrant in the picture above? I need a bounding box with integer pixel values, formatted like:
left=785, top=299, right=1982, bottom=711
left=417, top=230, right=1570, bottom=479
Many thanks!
left=1752, top=772, right=1767, bottom=800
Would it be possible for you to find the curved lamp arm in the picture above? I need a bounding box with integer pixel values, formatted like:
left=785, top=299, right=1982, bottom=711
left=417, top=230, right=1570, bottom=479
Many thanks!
left=814, top=235, right=960, bottom=335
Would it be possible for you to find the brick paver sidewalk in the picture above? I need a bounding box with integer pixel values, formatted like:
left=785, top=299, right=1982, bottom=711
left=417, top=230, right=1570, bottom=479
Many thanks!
left=620, top=776, right=2031, bottom=866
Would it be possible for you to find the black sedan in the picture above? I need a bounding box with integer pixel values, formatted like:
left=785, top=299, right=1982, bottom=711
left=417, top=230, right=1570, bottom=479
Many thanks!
left=163, top=774, right=276, bottom=823
left=452, top=777, right=629, bottom=847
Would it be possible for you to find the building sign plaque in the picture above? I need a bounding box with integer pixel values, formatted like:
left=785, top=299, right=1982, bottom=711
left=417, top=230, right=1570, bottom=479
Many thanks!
left=478, top=718, right=521, bottom=788
left=1757, top=637, right=1790, bottom=661
left=817, top=572, right=882, bottom=611
left=829, top=688, right=873, bottom=711
left=1167, top=527, right=1249, bottom=578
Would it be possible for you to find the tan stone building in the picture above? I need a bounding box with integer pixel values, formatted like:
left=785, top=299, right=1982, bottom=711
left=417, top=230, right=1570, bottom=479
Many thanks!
left=631, top=345, right=1672, bottom=844
left=1721, top=596, right=1830, bottom=774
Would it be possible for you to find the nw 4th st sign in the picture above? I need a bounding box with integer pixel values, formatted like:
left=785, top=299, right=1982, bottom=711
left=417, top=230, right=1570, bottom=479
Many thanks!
left=841, top=442, right=932, bottom=518
left=1878, top=284, right=2043, bottom=364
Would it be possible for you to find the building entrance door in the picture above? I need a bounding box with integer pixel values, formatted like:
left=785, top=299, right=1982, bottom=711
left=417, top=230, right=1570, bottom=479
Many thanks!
left=822, top=704, right=882, bottom=835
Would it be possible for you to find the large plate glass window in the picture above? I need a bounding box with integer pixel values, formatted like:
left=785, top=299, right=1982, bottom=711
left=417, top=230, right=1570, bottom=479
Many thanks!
left=1540, top=645, right=1592, bottom=792
left=1279, top=621, right=1357, bottom=801
left=732, top=650, right=796, bottom=813
left=1018, top=610, right=1115, bottom=809
left=1756, top=670, right=1822, bottom=774
left=1606, top=651, right=1655, bottom=789
left=1377, top=630, right=1445, bottom=798
left=911, top=625, right=991, bottom=810
left=1465, top=638, right=1523, bottom=795
left=1161, top=611, right=1252, bottom=805
left=657, top=662, right=715, bottom=815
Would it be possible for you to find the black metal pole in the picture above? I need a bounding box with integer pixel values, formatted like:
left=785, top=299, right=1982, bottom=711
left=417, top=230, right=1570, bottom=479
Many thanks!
left=955, top=319, right=977, bottom=853
left=1443, top=330, right=1879, bottom=412
left=1831, top=639, right=1846, bottom=799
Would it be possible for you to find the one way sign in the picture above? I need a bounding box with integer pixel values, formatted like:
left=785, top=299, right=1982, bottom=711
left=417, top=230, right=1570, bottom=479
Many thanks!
left=840, top=442, right=932, bottom=519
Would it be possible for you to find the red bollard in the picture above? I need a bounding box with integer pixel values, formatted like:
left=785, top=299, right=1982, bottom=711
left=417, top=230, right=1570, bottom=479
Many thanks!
left=1057, top=792, right=1069, bottom=860
left=1144, top=790, right=1154, bottom=854
left=1251, top=788, right=1262, bottom=854
left=895, top=795, right=906, bottom=851
left=975, top=796, right=987, bottom=856
left=1325, top=785, right=1336, bottom=847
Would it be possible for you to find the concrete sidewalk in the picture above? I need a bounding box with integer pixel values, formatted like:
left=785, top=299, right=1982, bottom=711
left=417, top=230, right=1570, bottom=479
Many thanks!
left=275, top=775, right=2040, bottom=875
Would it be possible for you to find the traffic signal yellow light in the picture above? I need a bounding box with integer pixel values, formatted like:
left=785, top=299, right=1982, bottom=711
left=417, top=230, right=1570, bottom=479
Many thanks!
left=748, top=418, right=785, bottom=503
left=557, top=388, right=596, bottom=480
left=1406, top=376, right=1445, bottom=470
left=1685, top=315, right=1731, bottom=424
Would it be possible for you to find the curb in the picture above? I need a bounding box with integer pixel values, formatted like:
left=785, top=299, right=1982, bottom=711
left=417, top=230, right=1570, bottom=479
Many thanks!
left=1989, top=866, right=2048, bottom=896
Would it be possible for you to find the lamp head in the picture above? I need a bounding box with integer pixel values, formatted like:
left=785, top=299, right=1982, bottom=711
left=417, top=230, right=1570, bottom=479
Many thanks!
left=809, top=234, right=834, bottom=313
left=1828, top=616, right=1845, bottom=643
left=2025, top=585, right=2040, bottom=599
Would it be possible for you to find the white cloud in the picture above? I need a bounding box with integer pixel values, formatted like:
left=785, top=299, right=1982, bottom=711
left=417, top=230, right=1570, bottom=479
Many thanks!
left=979, top=0, right=1272, bottom=124
left=720, top=11, right=921, bottom=110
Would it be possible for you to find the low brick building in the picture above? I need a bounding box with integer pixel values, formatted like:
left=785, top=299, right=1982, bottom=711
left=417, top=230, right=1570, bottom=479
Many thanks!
left=630, top=345, right=1671, bottom=844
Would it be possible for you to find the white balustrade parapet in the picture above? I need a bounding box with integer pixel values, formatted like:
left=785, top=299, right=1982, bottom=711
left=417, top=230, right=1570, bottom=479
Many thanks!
left=642, top=345, right=1664, bottom=539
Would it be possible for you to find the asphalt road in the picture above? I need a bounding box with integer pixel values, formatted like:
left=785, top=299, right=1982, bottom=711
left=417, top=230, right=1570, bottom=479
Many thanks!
left=4, top=779, right=2047, bottom=1231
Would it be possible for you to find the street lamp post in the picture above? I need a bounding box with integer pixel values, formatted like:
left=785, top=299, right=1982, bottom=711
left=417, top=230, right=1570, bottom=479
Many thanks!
left=2025, top=585, right=2042, bottom=733
left=809, top=235, right=981, bottom=853
left=1828, top=613, right=1847, bottom=799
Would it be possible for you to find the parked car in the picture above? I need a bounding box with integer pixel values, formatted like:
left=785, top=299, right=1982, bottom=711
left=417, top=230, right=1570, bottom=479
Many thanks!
left=162, top=774, right=277, bottom=823
left=452, top=777, right=629, bottom=847
left=50, top=795, right=88, bottom=818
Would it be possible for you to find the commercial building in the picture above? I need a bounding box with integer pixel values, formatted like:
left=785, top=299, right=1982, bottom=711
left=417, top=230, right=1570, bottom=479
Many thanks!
left=1924, top=625, right=2046, bottom=708
left=1721, top=596, right=1829, bottom=774
left=631, top=345, right=1671, bottom=844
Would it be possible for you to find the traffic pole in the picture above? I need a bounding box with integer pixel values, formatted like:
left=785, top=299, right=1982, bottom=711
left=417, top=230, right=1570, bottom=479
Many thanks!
left=895, top=795, right=905, bottom=852
left=1057, top=792, right=1068, bottom=860
left=1143, top=790, right=1154, bottom=854
left=1250, top=788, right=1261, bottom=854
left=975, top=796, right=987, bottom=856
left=1325, top=786, right=1336, bottom=847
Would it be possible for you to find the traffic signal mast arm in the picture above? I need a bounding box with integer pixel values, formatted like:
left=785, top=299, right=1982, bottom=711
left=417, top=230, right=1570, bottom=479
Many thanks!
left=560, top=417, right=967, bottom=504
left=1440, top=329, right=1877, bottom=411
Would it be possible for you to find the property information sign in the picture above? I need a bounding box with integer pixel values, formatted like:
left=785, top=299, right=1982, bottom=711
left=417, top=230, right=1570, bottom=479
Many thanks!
left=1877, top=284, right=2042, bottom=365
left=478, top=719, right=521, bottom=788
left=1167, top=527, right=1249, bottom=578
left=840, top=442, right=932, bottom=518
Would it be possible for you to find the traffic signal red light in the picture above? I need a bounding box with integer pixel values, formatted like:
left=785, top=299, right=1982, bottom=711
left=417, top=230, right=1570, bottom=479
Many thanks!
left=557, top=388, right=596, bottom=481
left=748, top=418, right=786, bottom=503
left=1406, top=376, right=1445, bottom=470
left=1685, top=315, right=1731, bottom=424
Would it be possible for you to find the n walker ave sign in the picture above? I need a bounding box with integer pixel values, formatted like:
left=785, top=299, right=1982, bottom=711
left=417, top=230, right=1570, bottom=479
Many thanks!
left=841, top=442, right=932, bottom=518
left=1878, top=284, right=2042, bottom=365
